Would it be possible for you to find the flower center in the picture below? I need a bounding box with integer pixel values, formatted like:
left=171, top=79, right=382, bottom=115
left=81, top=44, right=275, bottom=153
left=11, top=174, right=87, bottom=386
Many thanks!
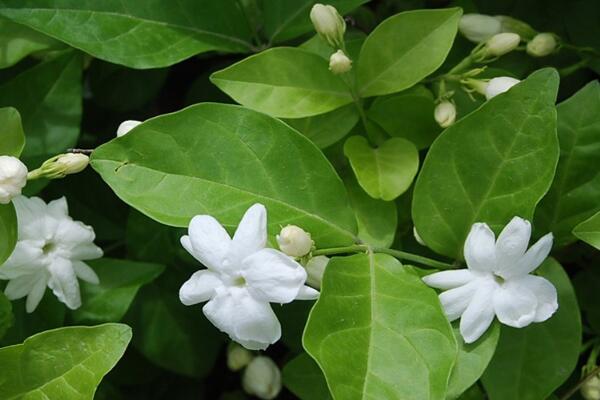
left=42, top=241, right=56, bottom=255
left=232, top=276, right=246, bottom=287
left=493, top=274, right=505, bottom=285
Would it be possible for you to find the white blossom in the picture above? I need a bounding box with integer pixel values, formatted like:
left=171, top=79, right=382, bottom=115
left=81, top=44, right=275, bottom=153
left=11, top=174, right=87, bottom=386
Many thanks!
left=242, top=356, right=282, bottom=400
left=179, top=203, right=319, bottom=350
left=423, top=217, right=557, bottom=343
left=434, top=101, right=456, bottom=128
left=485, top=76, right=520, bottom=100
left=328, top=50, right=352, bottom=74
left=116, top=120, right=142, bottom=137
left=0, top=156, right=27, bottom=204
left=276, top=225, right=313, bottom=257
left=0, top=196, right=102, bottom=312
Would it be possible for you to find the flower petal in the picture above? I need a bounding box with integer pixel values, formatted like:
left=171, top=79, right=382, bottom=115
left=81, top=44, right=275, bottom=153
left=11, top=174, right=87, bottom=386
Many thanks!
left=184, top=215, right=231, bottom=271
left=495, top=217, right=531, bottom=271
left=179, top=269, right=223, bottom=306
left=243, top=248, right=307, bottom=303
left=499, top=233, right=553, bottom=279
left=464, top=223, right=496, bottom=272
left=72, top=261, right=100, bottom=284
left=0, top=240, right=45, bottom=279
left=26, top=274, right=49, bottom=313
left=423, top=269, right=475, bottom=290
left=438, top=281, right=479, bottom=321
left=295, top=285, right=320, bottom=300
left=4, top=274, right=39, bottom=300
left=511, top=275, right=557, bottom=323
left=460, top=278, right=497, bottom=343
left=493, top=279, right=537, bottom=328
left=47, top=197, right=69, bottom=218
left=229, top=204, right=267, bottom=262
left=203, top=287, right=280, bottom=350
left=47, top=258, right=81, bottom=310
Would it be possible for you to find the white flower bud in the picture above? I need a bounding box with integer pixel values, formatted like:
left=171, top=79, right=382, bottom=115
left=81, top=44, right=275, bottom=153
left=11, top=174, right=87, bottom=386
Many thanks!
left=582, top=374, right=600, bottom=400
left=0, top=156, right=27, bottom=204
left=28, top=153, right=89, bottom=180
left=305, top=256, right=329, bottom=289
left=310, top=4, right=346, bottom=48
left=434, top=101, right=456, bottom=128
left=459, top=14, right=502, bottom=43
left=227, top=342, right=254, bottom=371
left=526, top=33, right=557, bottom=57
left=328, top=50, right=352, bottom=74
left=413, top=227, right=426, bottom=246
left=242, top=356, right=281, bottom=400
left=276, top=225, right=313, bottom=257
left=486, top=32, right=520, bottom=57
left=116, top=120, right=142, bottom=137
left=485, top=77, right=520, bottom=100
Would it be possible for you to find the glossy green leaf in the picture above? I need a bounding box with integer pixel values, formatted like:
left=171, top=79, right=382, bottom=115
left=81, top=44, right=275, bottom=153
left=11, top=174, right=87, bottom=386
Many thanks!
left=91, top=103, right=357, bottom=248
left=357, top=8, right=462, bottom=97
left=344, top=136, right=419, bottom=201
left=0, top=203, right=17, bottom=266
left=345, top=174, right=397, bottom=247
left=286, top=104, right=359, bottom=149
left=303, top=253, right=457, bottom=400
left=0, top=51, right=82, bottom=167
left=412, top=69, right=560, bottom=259
left=446, top=323, right=500, bottom=400
left=0, top=16, right=64, bottom=69
left=535, top=81, right=600, bottom=246
left=283, top=353, right=332, bottom=400
left=482, top=259, right=581, bottom=400
left=367, top=86, right=440, bottom=149
left=573, top=210, right=600, bottom=250
left=71, top=258, right=165, bottom=324
left=0, top=0, right=253, bottom=69
left=210, top=48, right=353, bottom=118
left=300, top=31, right=366, bottom=61
left=0, top=107, right=25, bottom=157
left=0, top=323, right=132, bottom=399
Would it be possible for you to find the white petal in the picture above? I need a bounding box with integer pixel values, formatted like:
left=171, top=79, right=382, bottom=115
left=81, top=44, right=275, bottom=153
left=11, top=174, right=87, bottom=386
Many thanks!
left=438, top=281, right=479, bottom=321
left=68, top=242, right=103, bottom=261
left=493, top=278, right=537, bottom=328
left=295, top=286, right=319, bottom=300
left=459, top=278, right=497, bottom=343
left=243, top=248, right=307, bottom=303
left=26, top=275, right=49, bottom=313
left=46, top=197, right=69, bottom=218
left=185, top=215, right=231, bottom=270
left=4, top=274, right=39, bottom=300
left=423, top=269, right=475, bottom=290
left=229, top=204, right=267, bottom=263
left=203, top=287, right=280, bottom=350
left=13, top=197, right=58, bottom=240
left=179, top=269, right=223, bottom=306
left=54, top=220, right=96, bottom=252
left=464, top=223, right=496, bottom=272
left=495, top=217, right=531, bottom=271
left=499, top=233, right=553, bottom=279
left=0, top=240, right=45, bottom=278
left=72, top=261, right=100, bottom=284
left=47, top=258, right=81, bottom=310
left=516, top=275, right=557, bottom=322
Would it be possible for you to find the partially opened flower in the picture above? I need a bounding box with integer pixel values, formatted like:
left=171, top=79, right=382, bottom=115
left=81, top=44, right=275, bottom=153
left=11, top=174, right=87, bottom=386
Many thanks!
left=179, top=203, right=319, bottom=350
left=423, top=217, right=557, bottom=343
left=0, top=196, right=103, bottom=312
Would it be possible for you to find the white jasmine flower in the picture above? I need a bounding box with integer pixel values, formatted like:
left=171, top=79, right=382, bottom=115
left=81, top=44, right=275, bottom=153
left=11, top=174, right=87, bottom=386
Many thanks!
left=328, top=50, right=352, bottom=74
left=0, top=196, right=102, bottom=312
left=434, top=101, right=456, bottom=128
left=423, top=217, right=557, bottom=343
left=485, top=76, right=520, bottom=100
left=179, top=203, right=319, bottom=350
left=116, top=120, right=142, bottom=137
left=459, top=14, right=502, bottom=43
left=242, top=356, right=282, bottom=400
left=0, top=156, right=27, bottom=204
left=276, top=225, right=313, bottom=257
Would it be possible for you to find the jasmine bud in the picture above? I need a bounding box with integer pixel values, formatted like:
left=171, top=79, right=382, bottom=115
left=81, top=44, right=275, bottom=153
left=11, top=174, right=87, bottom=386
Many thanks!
left=277, top=225, right=313, bottom=257
left=459, top=14, right=502, bottom=43
left=485, top=77, right=520, bottom=100
left=310, top=4, right=346, bottom=48
left=486, top=33, right=520, bottom=57
left=434, top=101, right=456, bottom=128
left=227, top=342, right=254, bottom=371
left=582, top=373, right=600, bottom=400
left=28, top=153, right=89, bottom=180
left=305, top=256, right=329, bottom=289
left=526, top=33, right=557, bottom=57
left=116, top=120, right=142, bottom=137
left=0, top=156, right=27, bottom=204
left=328, top=50, right=352, bottom=74
left=242, top=356, right=282, bottom=400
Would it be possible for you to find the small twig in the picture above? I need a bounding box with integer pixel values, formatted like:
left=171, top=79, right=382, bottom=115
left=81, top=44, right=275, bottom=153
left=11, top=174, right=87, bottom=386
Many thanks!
left=67, top=148, right=94, bottom=154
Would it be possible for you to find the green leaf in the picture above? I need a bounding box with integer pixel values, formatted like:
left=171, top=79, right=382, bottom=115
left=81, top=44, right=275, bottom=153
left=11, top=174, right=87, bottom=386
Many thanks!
left=303, top=253, right=457, bottom=400
left=0, top=0, right=253, bottom=69
left=0, top=106, right=25, bottom=157
left=344, top=136, right=419, bottom=201
left=283, top=353, right=332, bottom=400
left=573, top=210, right=600, bottom=250
left=344, top=174, right=397, bottom=247
left=71, top=258, right=165, bottom=324
left=0, top=16, right=64, bottom=69
left=0, top=203, right=17, bottom=266
left=0, top=51, right=82, bottom=167
left=285, top=104, right=359, bottom=149
left=91, top=103, right=357, bottom=248
left=357, top=8, right=462, bottom=97
left=534, top=81, right=600, bottom=246
left=367, top=85, right=440, bottom=149
left=0, top=323, right=132, bottom=399
left=482, top=259, right=581, bottom=400
left=446, top=322, right=500, bottom=400
left=573, top=267, right=600, bottom=335
left=210, top=47, right=353, bottom=118
left=412, top=68, right=560, bottom=259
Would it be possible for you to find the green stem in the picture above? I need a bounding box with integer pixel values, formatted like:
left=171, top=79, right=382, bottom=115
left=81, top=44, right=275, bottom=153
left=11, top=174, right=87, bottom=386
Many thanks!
left=448, top=54, right=474, bottom=75
left=559, top=59, right=589, bottom=77
left=312, top=245, right=456, bottom=270
left=559, top=364, right=600, bottom=400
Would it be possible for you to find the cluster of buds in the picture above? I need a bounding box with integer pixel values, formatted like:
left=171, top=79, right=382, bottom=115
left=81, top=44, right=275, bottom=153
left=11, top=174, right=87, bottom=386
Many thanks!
left=0, top=156, right=27, bottom=204
left=310, top=4, right=352, bottom=75
left=27, top=153, right=89, bottom=180
left=227, top=343, right=282, bottom=399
